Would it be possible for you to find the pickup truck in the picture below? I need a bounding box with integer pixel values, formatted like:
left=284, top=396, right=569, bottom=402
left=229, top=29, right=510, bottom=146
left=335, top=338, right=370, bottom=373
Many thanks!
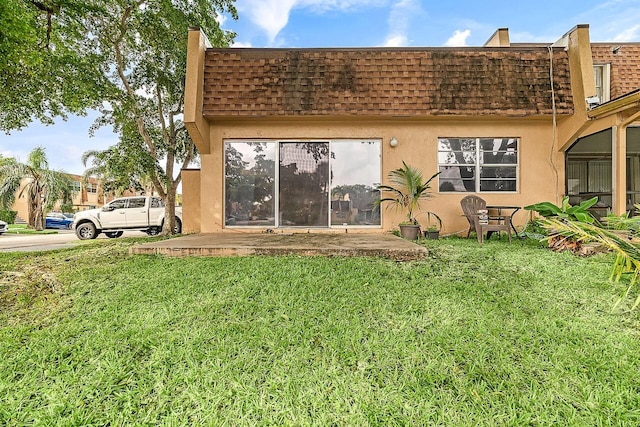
left=73, top=196, right=182, bottom=240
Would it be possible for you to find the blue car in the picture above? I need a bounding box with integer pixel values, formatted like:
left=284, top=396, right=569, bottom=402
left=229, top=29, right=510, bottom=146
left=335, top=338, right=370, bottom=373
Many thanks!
left=45, top=212, right=74, bottom=229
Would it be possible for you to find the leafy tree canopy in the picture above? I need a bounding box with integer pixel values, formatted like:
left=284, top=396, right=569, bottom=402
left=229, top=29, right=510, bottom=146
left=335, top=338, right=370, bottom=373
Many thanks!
left=2, top=0, right=237, bottom=234
left=0, top=0, right=109, bottom=131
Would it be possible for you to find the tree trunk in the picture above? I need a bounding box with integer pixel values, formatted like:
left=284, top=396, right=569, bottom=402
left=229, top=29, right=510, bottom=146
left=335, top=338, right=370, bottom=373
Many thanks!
left=163, top=182, right=176, bottom=235
left=28, top=186, right=45, bottom=231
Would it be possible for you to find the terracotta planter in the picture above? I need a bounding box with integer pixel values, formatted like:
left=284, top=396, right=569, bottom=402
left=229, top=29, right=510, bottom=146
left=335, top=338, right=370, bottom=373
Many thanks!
left=399, top=224, right=421, bottom=240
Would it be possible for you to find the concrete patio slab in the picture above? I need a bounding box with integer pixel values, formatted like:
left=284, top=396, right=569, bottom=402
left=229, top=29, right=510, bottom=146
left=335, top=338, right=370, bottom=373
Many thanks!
left=129, top=232, right=428, bottom=260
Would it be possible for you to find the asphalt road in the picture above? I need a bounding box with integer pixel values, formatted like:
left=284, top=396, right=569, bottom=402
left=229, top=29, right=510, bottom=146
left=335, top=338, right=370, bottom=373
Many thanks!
left=0, top=230, right=142, bottom=252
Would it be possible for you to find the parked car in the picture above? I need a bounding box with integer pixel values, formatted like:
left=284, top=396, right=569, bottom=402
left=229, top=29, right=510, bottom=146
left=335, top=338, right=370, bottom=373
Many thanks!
left=45, top=212, right=74, bottom=229
left=0, top=220, right=7, bottom=235
left=73, top=196, right=182, bottom=240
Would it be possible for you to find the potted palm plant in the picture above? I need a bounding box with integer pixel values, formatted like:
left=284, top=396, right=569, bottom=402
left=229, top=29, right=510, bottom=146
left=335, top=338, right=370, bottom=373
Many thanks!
left=376, top=161, right=440, bottom=240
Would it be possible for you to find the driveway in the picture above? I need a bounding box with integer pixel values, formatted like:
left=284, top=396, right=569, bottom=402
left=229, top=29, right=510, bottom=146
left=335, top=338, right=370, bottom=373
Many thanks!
left=0, top=230, right=141, bottom=252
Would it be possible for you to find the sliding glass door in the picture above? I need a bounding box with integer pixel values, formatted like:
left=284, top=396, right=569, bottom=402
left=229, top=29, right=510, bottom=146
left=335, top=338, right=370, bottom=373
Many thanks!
left=279, top=142, right=330, bottom=227
left=224, top=139, right=380, bottom=228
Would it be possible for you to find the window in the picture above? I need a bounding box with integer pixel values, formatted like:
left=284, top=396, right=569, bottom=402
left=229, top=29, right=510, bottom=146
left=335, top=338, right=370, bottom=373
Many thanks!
left=72, top=181, right=81, bottom=192
left=109, top=199, right=126, bottom=210
left=224, top=139, right=381, bottom=227
left=438, top=137, right=518, bottom=192
left=127, top=197, right=146, bottom=208
left=593, top=64, right=610, bottom=103
left=86, top=182, right=98, bottom=193
left=150, top=197, right=164, bottom=208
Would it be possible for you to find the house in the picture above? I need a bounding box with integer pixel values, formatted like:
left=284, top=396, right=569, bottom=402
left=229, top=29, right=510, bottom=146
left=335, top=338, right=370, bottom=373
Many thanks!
left=10, top=174, right=147, bottom=223
left=181, top=24, right=640, bottom=235
left=11, top=174, right=104, bottom=222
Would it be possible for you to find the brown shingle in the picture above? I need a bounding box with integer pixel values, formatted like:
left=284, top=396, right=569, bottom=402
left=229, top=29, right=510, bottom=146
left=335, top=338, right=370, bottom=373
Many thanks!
left=202, top=47, right=573, bottom=117
left=592, top=44, right=640, bottom=100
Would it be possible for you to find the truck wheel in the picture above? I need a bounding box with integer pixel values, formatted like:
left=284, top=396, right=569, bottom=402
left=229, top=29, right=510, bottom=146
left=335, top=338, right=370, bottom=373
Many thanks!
left=105, top=231, right=124, bottom=238
left=174, top=218, right=182, bottom=234
left=76, top=222, right=98, bottom=240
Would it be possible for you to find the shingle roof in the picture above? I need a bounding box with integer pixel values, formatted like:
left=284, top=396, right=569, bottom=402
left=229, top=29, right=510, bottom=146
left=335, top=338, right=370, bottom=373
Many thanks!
left=592, top=43, right=640, bottom=100
left=202, top=47, right=573, bottom=118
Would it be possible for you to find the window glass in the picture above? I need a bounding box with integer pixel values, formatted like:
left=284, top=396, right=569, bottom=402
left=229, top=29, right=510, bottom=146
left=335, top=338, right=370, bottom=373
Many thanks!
left=279, top=142, right=329, bottom=227
left=224, top=139, right=382, bottom=228
left=330, top=140, right=381, bottom=225
left=127, top=198, right=146, bottom=208
left=225, top=141, right=276, bottom=226
left=438, top=137, right=518, bottom=192
left=109, top=199, right=126, bottom=209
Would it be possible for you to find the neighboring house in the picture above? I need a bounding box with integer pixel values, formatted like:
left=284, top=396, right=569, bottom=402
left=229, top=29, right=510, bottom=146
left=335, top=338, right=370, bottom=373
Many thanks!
left=11, top=175, right=103, bottom=222
left=181, top=24, right=640, bottom=235
left=68, top=174, right=105, bottom=211
left=11, top=174, right=135, bottom=222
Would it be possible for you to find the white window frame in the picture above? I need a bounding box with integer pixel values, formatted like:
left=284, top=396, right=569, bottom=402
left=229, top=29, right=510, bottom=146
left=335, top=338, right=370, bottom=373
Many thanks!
left=223, top=139, right=382, bottom=229
left=437, top=137, right=519, bottom=193
left=593, top=64, right=611, bottom=103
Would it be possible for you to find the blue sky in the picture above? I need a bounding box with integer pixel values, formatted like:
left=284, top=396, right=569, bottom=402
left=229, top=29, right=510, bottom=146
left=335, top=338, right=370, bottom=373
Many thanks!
left=2, top=0, right=639, bottom=176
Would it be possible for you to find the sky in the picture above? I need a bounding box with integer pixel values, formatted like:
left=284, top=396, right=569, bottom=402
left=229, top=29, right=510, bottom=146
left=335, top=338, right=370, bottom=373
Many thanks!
left=1, top=0, right=640, bottom=177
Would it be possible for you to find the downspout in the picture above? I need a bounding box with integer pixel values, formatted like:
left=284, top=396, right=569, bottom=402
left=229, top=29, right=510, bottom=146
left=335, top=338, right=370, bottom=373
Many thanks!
left=548, top=46, right=560, bottom=204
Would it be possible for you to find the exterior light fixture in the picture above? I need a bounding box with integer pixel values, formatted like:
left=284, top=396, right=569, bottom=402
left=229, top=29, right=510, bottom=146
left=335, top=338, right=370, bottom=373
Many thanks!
left=389, top=137, right=398, bottom=147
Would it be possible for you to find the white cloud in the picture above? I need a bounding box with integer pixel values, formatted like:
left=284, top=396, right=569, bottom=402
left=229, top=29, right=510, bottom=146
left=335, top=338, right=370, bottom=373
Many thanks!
left=216, top=13, right=227, bottom=27
left=236, top=0, right=386, bottom=45
left=614, top=24, right=640, bottom=41
left=571, top=0, right=640, bottom=42
left=238, top=0, right=297, bottom=43
left=232, top=41, right=253, bottom=48
left=444, top=29, right=471, bottom=47
left=383, top=34, right=407, bottom=47
left=380, top=0, right=419, bottom=47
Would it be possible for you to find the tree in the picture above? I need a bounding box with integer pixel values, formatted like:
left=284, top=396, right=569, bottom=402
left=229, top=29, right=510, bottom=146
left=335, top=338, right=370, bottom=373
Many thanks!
left=2, top=0, right=237, bottom=235
left=84, top=0, right=237, bottom=234
left=0, top=147, right=76, bottom=230
left=376, top=162, right=440, bottom=224
left=82, top=143, right=157, bottom=198
left=0, top=0, right=107, bottom=131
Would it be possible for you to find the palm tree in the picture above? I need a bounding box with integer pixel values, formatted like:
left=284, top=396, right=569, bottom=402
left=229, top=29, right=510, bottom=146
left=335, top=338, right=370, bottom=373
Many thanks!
left=376, top=161, right=440, bottom=224
left=82, top=145, right=156, bottom=198
left=541, top=217, right=640, bottom=311
left=0, top=146, right=75, bottom=230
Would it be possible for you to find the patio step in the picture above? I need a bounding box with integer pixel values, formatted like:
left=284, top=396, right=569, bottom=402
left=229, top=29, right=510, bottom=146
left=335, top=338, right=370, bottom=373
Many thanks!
left=130, top=233, right=428, bottom=260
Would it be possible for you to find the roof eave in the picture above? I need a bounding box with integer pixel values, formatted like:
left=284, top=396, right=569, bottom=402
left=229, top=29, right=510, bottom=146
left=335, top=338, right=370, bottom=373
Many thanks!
left=587, top=90, right=640, bottom=119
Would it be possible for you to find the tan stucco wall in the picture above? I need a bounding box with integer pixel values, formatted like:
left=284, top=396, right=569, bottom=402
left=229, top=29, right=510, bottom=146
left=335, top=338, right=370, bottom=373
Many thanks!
left=194, top=116, right=561, bottom=235
left=184, top=29, right=211, bottom=155
left=181, top=168, right=202, bottom=233
left=557, top=25, right=596, bottom=152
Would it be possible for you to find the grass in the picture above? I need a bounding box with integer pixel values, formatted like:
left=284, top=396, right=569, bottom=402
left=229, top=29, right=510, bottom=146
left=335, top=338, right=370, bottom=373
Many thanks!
left=5, top=224, right=58, bottom=235
left=1, top=237, right=640, bottom=425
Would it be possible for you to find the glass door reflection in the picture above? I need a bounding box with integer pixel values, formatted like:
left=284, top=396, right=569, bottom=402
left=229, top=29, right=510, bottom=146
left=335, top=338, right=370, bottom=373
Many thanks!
left=279, top=142, right=329, bottom=227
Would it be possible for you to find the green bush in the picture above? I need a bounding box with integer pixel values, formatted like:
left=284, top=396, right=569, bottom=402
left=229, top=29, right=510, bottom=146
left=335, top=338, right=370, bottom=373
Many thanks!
left=524, top=196, right=598, bottom=223
left=0, top=210, right=17, bottom=224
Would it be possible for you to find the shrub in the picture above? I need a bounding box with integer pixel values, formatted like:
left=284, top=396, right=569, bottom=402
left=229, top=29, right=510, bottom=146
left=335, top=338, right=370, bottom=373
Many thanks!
left=0, top=210, right=17, bottom=224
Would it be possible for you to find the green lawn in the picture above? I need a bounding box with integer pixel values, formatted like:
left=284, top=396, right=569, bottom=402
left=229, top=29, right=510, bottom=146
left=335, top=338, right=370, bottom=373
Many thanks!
left=1, top=237, right=640, bottom=426
left=5, top=224, right=58, bottom=234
